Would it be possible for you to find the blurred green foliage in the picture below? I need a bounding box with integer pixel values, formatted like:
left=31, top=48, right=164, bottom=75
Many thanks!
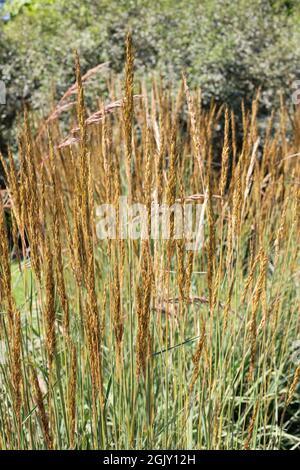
left=0, top=0, right=300, bottom=160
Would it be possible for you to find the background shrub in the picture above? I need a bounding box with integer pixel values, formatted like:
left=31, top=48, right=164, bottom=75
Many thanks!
left=0, top=0, right=300, bottom=158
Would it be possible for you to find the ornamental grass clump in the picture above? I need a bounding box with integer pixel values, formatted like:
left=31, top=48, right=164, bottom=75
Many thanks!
left=0, top=37, right=299, bottom=450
